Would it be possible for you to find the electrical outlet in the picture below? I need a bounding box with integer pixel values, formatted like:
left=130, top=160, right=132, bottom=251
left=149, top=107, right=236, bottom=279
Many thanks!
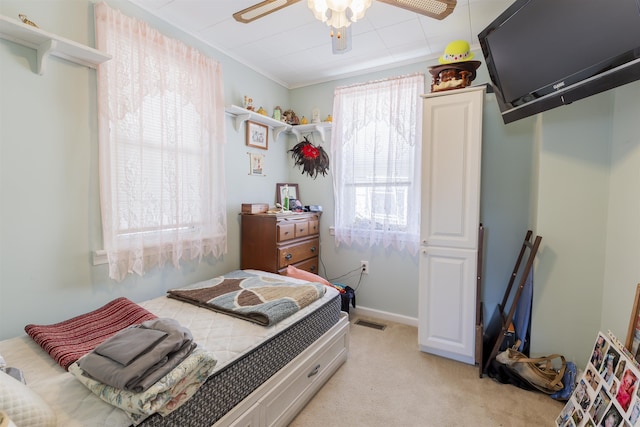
left=360, top=260, right=369, bottom=275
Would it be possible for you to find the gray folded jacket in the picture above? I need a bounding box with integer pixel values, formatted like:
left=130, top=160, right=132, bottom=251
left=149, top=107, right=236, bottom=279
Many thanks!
left=78, top=318, right=195, bottom=392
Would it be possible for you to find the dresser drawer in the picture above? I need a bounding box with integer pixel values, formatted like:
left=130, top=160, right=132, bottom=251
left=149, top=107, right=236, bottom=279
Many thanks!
left=277, top=223, right=296, bottom=241
left=308, top=219, right=319, bottom=234
left=278, top=257, right=319, bottom=275
left=278, top=238, right=319, bottom=268
left=294, top=221, right=309, bottom=238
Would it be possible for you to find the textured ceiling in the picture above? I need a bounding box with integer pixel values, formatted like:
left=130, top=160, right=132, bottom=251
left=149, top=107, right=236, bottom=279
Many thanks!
left=126, top=0, right=514, bottom=88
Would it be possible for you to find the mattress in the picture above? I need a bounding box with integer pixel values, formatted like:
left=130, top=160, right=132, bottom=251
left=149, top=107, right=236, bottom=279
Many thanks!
left=0, top=271, right=341, bottom=427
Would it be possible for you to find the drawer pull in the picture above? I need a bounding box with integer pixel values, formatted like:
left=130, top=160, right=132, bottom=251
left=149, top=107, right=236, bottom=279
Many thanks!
left=310, top=266, right=316, bottom=272
left=310, top=246, right=317, bottom=252
left=307, top=364, right=321, bottom=378
left=285, top=253, right=293, bottom=260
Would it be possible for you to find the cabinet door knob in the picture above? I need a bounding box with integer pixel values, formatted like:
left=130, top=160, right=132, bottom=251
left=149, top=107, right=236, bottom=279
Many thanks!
left=310, top=246, right=317, bottom=252
left=310, top=266, right=316, bottom=272
left=285, top=253, right=293, bottom=260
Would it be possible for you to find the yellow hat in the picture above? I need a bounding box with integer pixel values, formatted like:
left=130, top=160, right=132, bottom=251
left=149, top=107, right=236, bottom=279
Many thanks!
left=439, top=40, right=474, bottom=64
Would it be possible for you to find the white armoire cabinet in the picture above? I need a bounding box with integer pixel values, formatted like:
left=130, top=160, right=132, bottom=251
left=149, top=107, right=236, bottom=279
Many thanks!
left=418, top=86, right=484, bottom=365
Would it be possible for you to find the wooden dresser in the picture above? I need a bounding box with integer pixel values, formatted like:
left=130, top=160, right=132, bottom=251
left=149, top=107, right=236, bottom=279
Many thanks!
left=240, top=212, right=321, bottom=274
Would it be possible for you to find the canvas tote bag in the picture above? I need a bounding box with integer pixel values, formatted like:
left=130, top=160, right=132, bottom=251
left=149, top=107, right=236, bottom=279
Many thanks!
left=496, top=348, right=566, bottom=394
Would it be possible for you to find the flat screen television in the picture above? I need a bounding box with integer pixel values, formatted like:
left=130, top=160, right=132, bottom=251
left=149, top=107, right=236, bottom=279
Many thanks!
left=478, top=0, right=640, bottom=124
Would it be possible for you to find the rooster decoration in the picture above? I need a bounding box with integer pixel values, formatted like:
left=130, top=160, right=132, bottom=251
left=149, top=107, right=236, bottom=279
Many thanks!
left=289, top=136, right=329, bottom=179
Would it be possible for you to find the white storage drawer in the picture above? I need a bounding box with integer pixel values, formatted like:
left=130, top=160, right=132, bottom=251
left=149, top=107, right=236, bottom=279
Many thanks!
left=214, top=312, right=349, bottom=427
left=228, top=401, right=262, bottom=427
left=264, top=327, right=348, bottom=426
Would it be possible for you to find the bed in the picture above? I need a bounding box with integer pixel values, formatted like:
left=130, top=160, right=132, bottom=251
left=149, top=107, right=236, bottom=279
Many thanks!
left=0, top=270, right=349, bottom=427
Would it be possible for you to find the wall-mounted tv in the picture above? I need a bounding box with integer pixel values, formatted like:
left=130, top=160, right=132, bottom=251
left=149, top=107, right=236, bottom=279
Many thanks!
left=478, top=0, right=640, bottom=124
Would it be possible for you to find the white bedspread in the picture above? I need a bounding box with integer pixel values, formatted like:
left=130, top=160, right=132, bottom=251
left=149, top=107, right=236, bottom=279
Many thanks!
left=0, top=271, right=338, bottom=427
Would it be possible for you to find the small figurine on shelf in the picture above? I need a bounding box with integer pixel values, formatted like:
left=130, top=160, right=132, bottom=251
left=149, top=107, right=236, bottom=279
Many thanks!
left=324, top=114, right=333, bottom=122
left=300, top=116, right=308, bottom=125
left=273, top=106, right=282, bottom=121
left=19, top=14, right=39, bottom=28
left=312, top=108, right=320, bottom=123
left=283, top=109, right=299, bottom=125
left=243, top=96, right=254, bottom=111
left=257, top=106, right=267, bottom=116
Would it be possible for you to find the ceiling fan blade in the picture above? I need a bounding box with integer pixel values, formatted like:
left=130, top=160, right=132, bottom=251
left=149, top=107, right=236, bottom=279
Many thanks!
left=377, top=0, right=456, bottom=20
left=233, top=0, right=302, bottom=23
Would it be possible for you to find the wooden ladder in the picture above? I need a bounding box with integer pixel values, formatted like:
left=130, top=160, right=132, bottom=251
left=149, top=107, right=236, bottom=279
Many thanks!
left=481, top=230, right=542, bottom=376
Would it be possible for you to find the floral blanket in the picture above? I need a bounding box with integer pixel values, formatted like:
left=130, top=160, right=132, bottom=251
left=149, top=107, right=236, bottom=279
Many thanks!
left=167, top=270, right=326, bottom=326
left=69, top=348, right=216, bottom=425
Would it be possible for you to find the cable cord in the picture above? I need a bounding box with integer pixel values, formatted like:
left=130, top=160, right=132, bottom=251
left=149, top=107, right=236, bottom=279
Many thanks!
left=320, top=255, right=365, bottom=293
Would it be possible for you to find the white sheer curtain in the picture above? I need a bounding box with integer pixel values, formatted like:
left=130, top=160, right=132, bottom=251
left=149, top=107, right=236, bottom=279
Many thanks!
left=95, top=2, right=227, bottom=281
left=331, top=73, right=423, bottom=255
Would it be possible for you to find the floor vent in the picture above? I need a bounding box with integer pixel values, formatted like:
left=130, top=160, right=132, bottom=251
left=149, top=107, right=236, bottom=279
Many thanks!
left=354, top=319, right=387, bottom=330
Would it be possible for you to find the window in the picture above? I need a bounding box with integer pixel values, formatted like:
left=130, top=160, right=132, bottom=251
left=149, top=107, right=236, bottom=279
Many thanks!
left=95, top=3, right=227, bottom=281
left=331, top=73, right=423, bottom=255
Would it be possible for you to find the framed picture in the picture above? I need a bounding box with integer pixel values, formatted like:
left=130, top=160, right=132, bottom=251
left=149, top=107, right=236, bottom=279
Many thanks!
left=276, top=183, right=299, bottom=206
left=626, top=283, right=640, bottom=363
left=557, top=331, right=640, bottom=427
left=246, top=120, right=268, bottom=150
left=248, top=152, right=265, bottom=176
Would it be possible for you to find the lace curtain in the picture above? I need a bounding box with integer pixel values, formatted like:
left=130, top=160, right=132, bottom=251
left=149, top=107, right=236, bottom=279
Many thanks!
left=331, top=73, right=423, bottom=255
left=95, top=2, right=227, bottom=281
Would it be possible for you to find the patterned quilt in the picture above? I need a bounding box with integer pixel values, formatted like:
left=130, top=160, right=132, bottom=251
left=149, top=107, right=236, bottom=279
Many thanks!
left=167, top=270, right=326, bottom=326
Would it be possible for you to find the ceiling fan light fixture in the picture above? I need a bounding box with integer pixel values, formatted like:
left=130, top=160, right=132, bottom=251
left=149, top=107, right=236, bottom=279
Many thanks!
left=233, top=0, right=302, bottom=23
left=332, top=25, right=352, bottom=53
left=377, top=0, right=456, bottom=20
left=308, top=0, right=372, bottom=29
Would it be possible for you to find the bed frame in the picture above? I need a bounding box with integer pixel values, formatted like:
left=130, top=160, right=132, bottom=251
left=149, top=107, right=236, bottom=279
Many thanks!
left=214, top=312, right=349, bottom=427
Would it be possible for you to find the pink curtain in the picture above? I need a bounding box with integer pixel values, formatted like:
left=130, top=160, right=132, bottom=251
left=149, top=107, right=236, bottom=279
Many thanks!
left=95, top=2, right=227, bottom=281
left=331, top=73, right=423, bottom=255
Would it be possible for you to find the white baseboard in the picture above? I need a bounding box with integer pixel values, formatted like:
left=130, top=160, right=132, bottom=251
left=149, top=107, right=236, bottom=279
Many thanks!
left=350, top=306, right=418, bottom=328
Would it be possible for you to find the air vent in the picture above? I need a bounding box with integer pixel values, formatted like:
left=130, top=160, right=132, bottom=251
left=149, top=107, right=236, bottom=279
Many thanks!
left=354, top=319, right=387, bottom=330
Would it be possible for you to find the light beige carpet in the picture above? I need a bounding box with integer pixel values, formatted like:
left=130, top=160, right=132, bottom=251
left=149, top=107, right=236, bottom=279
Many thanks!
left=289, top=315, right=564, bottom=426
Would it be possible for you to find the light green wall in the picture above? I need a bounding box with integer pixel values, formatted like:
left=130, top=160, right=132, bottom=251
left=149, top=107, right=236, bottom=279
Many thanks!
left=1, top=1, right=638, bottom=371
left=0, top=0, right=291, bottom=339
left=602, top=83, right=640, bottom=346
left=533, top=91, right=613, bottom=363
left=529, top=82, right=640, bottom=365
left=288, top=67, right=537, bottom=323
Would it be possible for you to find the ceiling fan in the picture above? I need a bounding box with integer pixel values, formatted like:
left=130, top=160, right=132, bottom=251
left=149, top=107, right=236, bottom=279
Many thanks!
left=233, top=0, right=457, bottom=53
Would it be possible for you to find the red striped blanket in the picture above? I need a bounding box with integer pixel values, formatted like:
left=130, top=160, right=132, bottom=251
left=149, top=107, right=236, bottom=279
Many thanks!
left=25, top=297, right=157, bottom=370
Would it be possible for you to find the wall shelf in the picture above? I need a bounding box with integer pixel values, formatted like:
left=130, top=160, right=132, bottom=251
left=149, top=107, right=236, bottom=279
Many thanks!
left=225, top=105, right=332, bottom=143
left=225, top=105, right=290, bottom=141
left=0, top=14, right=111, bottom=75
left=288, top=122, right=332, bottom=143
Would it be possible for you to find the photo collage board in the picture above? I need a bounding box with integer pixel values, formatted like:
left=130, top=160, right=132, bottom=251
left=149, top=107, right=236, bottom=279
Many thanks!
left=556, top=331, right=640, bottom=427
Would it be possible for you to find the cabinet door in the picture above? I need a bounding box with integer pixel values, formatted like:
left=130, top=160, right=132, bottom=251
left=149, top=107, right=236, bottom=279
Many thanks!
left=421, top=88, right=483, bottom=249
left=418, top=246, right=477, bottom=365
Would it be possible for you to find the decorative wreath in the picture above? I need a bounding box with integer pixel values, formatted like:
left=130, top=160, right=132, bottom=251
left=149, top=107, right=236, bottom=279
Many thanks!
left=288, top=136, right=330, bottom=179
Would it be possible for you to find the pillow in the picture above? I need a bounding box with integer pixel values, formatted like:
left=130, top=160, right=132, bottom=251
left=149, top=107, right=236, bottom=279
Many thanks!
left=0, top=371, right=56, bottom=427
left=284, top=265, right=333, bottom=287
